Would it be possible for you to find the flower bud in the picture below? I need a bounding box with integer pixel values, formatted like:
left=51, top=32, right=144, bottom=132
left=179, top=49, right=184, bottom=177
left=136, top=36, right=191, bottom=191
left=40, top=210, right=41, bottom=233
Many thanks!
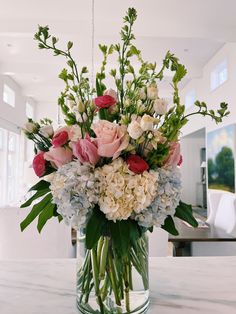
left=78, top=101, right=85, bottom=113
left=139, top=87, right=146, bottom=100
left=147, top=83, right=158, bottom=100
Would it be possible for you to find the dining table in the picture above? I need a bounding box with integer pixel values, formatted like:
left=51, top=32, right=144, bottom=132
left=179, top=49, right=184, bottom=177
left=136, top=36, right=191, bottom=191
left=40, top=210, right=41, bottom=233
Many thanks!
left=0, top=256, right=236, bottom=314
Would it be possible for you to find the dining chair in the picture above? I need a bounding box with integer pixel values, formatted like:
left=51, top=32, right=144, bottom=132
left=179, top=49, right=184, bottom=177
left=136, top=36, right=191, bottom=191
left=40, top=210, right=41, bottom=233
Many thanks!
left=214, top=193, right=236, bottom=236
left=0, top=207, right=75, bottom=259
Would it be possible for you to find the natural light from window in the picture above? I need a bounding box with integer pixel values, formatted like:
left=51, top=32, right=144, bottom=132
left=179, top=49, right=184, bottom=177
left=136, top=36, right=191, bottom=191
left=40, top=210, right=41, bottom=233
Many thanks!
left=26, top=102, right=34, bottom=119
left=211, top=60, right=228, bottom=91
left=0, top=127, right=21, bottom=207
left=3, top=84, right=15, bottom=107
left=185, top=89, right=196, bottom=110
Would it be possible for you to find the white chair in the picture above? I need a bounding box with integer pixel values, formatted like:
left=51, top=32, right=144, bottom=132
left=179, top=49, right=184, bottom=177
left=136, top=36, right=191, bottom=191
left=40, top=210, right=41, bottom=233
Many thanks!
left=206, top=189, right=231, bottom=225
left=192, top=191, right=236, bottom=256
left=214, top=193, right=236, bottom=236
left=0, top=207, right=75, bottom=259
left=149, top=228, right=169, bottom=257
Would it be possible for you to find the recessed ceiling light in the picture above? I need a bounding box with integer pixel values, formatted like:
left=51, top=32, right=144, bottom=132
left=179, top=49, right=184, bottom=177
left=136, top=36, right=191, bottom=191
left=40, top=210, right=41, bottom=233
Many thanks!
left=3, top=72, right=15, bottom=76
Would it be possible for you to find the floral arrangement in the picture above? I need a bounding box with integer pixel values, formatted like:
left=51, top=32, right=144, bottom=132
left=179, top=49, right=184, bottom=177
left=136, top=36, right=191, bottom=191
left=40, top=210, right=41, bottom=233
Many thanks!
left=21, top=8, right=229, bottom=313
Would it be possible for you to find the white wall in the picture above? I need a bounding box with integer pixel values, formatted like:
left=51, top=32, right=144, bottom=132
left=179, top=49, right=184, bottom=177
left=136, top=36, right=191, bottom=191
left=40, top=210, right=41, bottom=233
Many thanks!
left=180, top=43, right=236, bottom=136
left=0, top=75, right=37, bottom=129
left=180, top=135, right=205, bottom=205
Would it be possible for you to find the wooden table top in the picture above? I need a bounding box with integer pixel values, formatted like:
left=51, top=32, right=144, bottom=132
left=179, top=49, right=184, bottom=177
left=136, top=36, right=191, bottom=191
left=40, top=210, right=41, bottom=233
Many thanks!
left=168, top=220, right=236, bottom=242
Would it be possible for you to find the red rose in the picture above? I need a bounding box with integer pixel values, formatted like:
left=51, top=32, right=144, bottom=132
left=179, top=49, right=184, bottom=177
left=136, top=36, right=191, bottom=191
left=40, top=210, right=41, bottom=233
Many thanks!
left=94, top=95, right=116, bottom=109
left=33, top=152, right=46, bottom=177
left=52, top=131, right=68, bottom=147
left=126, top=154, right=149, bottom=174
left=178, top=155, right=183, bottom=166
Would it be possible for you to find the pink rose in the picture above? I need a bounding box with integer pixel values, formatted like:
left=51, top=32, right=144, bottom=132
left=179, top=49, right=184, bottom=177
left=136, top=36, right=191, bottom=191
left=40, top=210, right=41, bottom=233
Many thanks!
left=92, top=120, right=129, bottom=159
left=33, top=152, right=46, bottom=177
left=52, top=130, right=68, bottom=147
left=94, top=95, right=116, bottom=109
left=164, top=142, right=181, bottom=167
left=71, top=134, right=100, bottom=165
left=44, top=147, right=73, bottom=168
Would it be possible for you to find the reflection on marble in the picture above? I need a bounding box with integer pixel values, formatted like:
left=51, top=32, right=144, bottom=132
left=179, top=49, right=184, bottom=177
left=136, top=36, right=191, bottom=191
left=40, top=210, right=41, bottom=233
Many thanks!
left=0, top=257, right=236, bottom=314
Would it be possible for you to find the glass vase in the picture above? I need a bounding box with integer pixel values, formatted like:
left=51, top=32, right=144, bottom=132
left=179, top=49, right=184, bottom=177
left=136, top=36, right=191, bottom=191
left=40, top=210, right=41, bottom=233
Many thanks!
left=76, top=230, right=149, bottom=314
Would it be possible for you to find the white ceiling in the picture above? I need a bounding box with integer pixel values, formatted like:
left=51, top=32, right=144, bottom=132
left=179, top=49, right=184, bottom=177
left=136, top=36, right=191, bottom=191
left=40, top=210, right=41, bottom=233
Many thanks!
left=0, top=0, right=236, bottom=106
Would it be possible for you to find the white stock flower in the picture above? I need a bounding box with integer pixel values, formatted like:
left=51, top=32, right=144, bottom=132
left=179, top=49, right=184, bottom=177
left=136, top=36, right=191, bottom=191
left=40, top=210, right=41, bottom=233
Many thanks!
left=95, top=158, right=158, bottom=221
left=39, top=125, right=54, bottom=138
left=153, top=98, right=168, bottom=115
left=127, top=120, right=143, bottom=139
left=147, top=83, right=158, bottom=100
left=24, top=122, right=37, bottom=133
left=140, top=114, right=155, bottom=131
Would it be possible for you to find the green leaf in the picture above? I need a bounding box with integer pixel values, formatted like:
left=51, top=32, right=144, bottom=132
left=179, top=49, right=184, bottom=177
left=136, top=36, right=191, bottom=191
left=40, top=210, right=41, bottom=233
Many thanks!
left=85, top=206, right=106, bottom=249
left=161, top=215, right=179, bottom=236
left=20, top=193, right=52, bottom=231
left=37, top=203, right=56, bottom=233
left=175, top=201, right=198, bottom=227
left=96, top=77, right=103, bottom=96
left=29, top=180, right=50, bottom=192
left=109, top=220, right=130, bottom=257
left=20, top=189, right=50, bottom=208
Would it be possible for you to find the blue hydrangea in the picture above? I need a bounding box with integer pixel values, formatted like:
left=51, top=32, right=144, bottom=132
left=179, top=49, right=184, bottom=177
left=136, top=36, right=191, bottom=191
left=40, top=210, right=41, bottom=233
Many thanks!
left=50, top=161, right=99, bottom=229
left=134, top=167, right=181, bottom=228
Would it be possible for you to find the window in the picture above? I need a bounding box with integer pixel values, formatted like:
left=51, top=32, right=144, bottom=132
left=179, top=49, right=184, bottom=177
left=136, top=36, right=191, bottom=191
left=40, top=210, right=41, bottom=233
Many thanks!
left=0, top=127, right=21, bottom=207
left=3, top=84, right=15, bottom=107
left=26, top=102, right=34, bottom=119
left=211, top=60, right=228, bottom=90
left=185, top=89, right=196, bottom=109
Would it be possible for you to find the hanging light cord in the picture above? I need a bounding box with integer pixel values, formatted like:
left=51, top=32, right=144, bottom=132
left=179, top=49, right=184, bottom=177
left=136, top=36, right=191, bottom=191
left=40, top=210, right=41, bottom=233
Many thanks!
left=91, top=0, right=95, bottom=88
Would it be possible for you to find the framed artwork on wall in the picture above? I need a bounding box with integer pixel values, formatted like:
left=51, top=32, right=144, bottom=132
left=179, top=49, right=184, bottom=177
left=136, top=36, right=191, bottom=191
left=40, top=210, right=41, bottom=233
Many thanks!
left=207, top=124, right=235, bottom=193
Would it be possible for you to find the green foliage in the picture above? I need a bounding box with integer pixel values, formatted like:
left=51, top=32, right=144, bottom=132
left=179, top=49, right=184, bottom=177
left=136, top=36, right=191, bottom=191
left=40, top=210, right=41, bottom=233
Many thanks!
left=85, top=206, right=107, bottom=249
left=20, top=188, right=50, bottom=208
left=161, top=216, right=179, bottom=236
left=20, top=193, right=53, bottom=231
left=175, top=201, right=198, bottom=228
left=85, top=207, right=145, bottom=256
left=37, top=202, right=56, bottom=233
left=29, top=180, right=50, bottom=192
left=146, top=143, right=169, bottom=168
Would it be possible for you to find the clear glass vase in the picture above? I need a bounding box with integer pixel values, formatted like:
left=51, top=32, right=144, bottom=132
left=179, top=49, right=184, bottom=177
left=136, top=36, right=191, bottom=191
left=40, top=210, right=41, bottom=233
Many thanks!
left=76, top=229, right=149, bottom=314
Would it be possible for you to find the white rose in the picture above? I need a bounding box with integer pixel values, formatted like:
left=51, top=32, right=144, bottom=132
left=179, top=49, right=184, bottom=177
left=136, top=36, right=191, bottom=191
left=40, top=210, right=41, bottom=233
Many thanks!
left=140, top=114, right=155, bottom=131
left=139, top=87, right=146, bottom=100
left=153, top=98, right=168, bottom=115
left=39, top=125, right=54, bottom=138
left=147, top=83, right=158, bottom=100
left=127, top=120, right=143, bottom=139
left=24, top=122, right=37, bottom=133
left=104, top=88, right=118, bottom=101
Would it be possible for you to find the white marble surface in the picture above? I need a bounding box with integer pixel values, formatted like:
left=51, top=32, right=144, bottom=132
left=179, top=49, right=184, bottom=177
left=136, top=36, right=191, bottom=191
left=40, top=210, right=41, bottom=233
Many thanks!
left=0, top=257, right=236, bottom=314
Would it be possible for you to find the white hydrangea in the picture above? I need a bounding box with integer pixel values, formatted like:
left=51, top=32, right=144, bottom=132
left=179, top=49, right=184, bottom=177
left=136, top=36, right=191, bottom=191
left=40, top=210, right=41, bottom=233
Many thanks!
left=134, top=167, right=181, bottom=228
left=49, top=161, right=99, bottom=229
left=95, top=158, right=158, bottom=221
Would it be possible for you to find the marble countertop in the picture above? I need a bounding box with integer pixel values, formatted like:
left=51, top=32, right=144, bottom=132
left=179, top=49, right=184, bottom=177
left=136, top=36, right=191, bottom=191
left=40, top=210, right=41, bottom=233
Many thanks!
left=0, top=257, right=236, bottom=314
